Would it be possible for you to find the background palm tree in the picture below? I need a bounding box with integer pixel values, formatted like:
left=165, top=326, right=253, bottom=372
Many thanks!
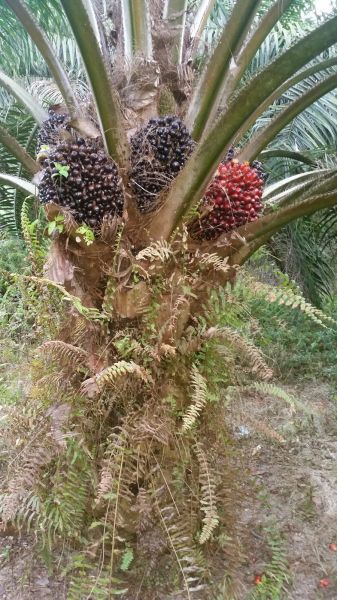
left=1, top=1, right=337, bottom=598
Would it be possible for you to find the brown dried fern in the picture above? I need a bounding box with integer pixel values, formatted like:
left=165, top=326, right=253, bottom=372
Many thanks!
left=245, top=415, right=286, bottom=444
left=1, top=445, right=52, bottom=524
left=81, top=360, right=150, bottom=398
left=196, top=251, right=231, bottom=274
left=204, top=326, right=273, bottom=381
left=194, top=441, right=219, bottom=545
left=136, top=240, right=173, bottom=262
left=182, top=365, right=208, bottom=432
left=38, top=340, right=89, bottom=367
left=155, top=497, right=206, bottom=598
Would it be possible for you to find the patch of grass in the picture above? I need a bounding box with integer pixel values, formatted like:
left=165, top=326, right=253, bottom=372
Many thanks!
left=242, top=253, right=337, bottom=385
left=251, top=301, right=337, bottom=384
left=249, top=526, right=290, bottom=600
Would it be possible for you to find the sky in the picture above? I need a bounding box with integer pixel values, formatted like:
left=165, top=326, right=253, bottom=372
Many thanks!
left=315, top=0, right=333, bottom=13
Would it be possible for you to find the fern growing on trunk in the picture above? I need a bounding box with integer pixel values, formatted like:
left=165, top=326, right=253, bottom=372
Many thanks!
left=0, top=0, right=337, bottom=597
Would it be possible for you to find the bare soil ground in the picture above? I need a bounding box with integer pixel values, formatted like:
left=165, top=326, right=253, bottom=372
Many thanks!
left=1, top=381, right=337, bottom=599
left=231, top=381, right=337, bottom=599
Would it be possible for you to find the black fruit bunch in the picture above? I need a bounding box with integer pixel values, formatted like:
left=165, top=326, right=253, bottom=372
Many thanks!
left=38, top=139, right=124, bottom=227
left=37, top=109, right=70, bottom=152
left=129, top=115, right=195, bottom=213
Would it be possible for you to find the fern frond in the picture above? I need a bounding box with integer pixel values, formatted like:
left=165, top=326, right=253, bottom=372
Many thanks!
left=102, top=275, right=117, bottom=315
left=253, top=382, right=315, bottom=416
left=94, top=427, right=143, bottom=577
left=182, top=365, right=208, bottom=432
left=134, top=487, right=154, bottom=534
left=9, top=273, right=105, bottom=321
left=113, top=336, right=157, bottom=360
left=249, top=528, right=289, bottom=599
left=197, top=251, right=231, bottom=274
left=177, top=334, right=201, bottom=356
left=165, top=295, right=190, bottom=340
left=45, top=402, right=71, bottom=449
left=120, top=546, right=134, bottom=572
left=204, top=326, right=273, bottom=381
left=36, top=441, right=92, bottom=547
left=95, top=427, right=136, bottom=508
left=1, top=403, right=72, bottom=525
left=95, top=429, right=127, bottom=506
left=21, top=199, right=45, bottom=273
left=158, top=343, right=176, bottom=357
left=194, top=441, right=219, bottom=545
left=1, top=444, right=53, bottom=524
left=155, top=498, right=206, bottom=598
left=81, top=360, right=150, bottom=397
left=38, top=340, right=89, bottom=367
left=129, top=408, right=174, bottom=446
left=66, top=554, right=127, bottom=600
left=250, top=279, right=337, bottom=328
left=245, top=415, right=286, bottom=444
left=136, top=240, right=173, bottom=262
left=72, top=316, right=91, bottom=345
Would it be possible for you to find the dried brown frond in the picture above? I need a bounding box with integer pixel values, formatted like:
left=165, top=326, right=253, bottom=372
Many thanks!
left=46, top=403, right=71, bottom=449
left=245, top=415, right=286, bottom=444
left=194, top=441, right=219, bottom=545
left=204, top=326, right=273, bottom=381
left=165, top=294, right=190, bottom=339
left=95, top=428, right=131, bottom=507
left=133, top=488, right=154, bottom=534
left=182, top=365, right=208, bottom=432
left=38, top=340, right=89, bottom=367
left=136, top=239, right=173, bottom=262
left=128, top=407, right=174, bottom=446
left=196, top=251, right=231, bottom=274
left=154, top=495, right=206, bottom=598
left=248, top=277, right=336, bottom=327
left=81, top=360, right=151, bottom=398
left=1, top=444, right=52, bottom=525
left=158, top=343, right=176, bottom=357
left=177, top=332, right=201, bottom=356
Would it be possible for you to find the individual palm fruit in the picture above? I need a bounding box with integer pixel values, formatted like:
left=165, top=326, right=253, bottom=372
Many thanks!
left=251, top=159, right=268, bottom=183
left=223, top=147, right=235, bottom=162
left=223, top=148, right=267, bottom=182
left=129, top=115, right=195, bottom=213
left=37, top=108, right=70, bottom=152
left=188, top=160, right=264, bottom=241
left=38, top=139, right=124, bottom=228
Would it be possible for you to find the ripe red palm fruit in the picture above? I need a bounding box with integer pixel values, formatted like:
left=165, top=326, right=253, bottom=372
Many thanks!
left=188, top=160, right=264, bottom=241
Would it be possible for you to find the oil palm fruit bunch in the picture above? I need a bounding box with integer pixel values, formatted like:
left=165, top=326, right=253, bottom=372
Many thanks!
left=129, top=115, right=195, bottom=213
left=38, top=139, right=124, bottom=227
left=223, top=148, right=267, bottom=183
left=189, top=160, right=264, bottom=240
left=36, top=107, right=70, bottom=152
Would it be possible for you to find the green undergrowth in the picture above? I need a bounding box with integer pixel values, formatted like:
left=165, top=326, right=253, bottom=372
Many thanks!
left=237, top=249, right=337, bottom=385
left=253, top=303, right=337, bottom=384
left=246, top=287, right=337, bottom=385
left=0, top=231, right=46, bottom=410
left=249, top=526, right=290, bottom=600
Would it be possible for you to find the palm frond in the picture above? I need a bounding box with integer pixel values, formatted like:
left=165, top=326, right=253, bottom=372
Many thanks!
left=0, top=104, right=37, bottom=234
left=270, top=218, right=336, bottom=306
left=4, top=0, right=79, bottom=116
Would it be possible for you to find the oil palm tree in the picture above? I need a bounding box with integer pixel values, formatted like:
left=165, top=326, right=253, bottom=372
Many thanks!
left=1, top=1, right=337, bottom=598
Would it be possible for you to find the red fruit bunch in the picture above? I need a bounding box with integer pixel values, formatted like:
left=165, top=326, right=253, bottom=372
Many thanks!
left=189, top=160, right=264, bottom=241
